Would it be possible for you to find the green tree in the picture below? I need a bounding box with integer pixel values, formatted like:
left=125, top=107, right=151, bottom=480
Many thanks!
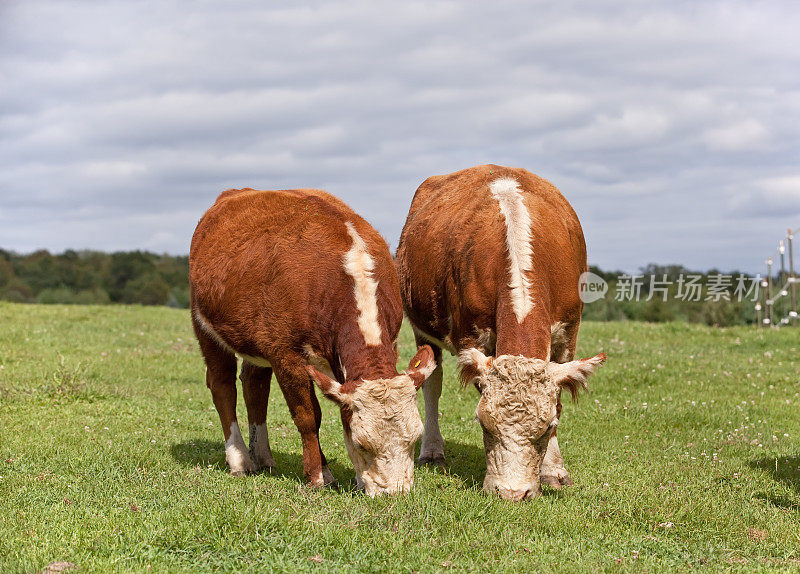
left=122, top=272, right=170, bottom=305
left=107, top=251, right=156, bottom=301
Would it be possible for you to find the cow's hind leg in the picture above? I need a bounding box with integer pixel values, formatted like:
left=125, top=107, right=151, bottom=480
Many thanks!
left=195, top=329, right=255, bottom=476
left=417, top=343, right=445, bottom=465
left=272, top=352, right=334, bottom=487
left=240, top=361, right=277, bottom=472
left=541, top=321, right=580, bottom=488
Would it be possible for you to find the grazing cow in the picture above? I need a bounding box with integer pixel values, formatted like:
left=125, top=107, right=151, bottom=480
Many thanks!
left=190, top=188, right=435, bottom=496
left=396, top=165, right=606, bottom=501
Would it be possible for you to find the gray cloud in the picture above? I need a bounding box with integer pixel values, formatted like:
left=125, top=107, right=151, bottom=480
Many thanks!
left=1, top=0, right=799, bottom=273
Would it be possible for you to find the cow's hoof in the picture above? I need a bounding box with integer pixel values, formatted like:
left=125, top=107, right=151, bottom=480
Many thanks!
left=252, top=455, right=277, bottom=473
left=541, top=474, right=573, bottom=488
left=306, top=479, right=339, bottom=491
left=227, top=450, right=257, bottom=476
left=322, top=465, right=336, bottom=486
left=252, top=455, right=277, bottom=472
left=306, top=467, right=338, bottom=489
left=418, top=453, right=446, bottom=466
left=541, top=475, right=563, bottom=489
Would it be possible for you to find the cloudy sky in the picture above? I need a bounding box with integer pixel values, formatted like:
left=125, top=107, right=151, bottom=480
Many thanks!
left=2, top=1, right=799, bottom=272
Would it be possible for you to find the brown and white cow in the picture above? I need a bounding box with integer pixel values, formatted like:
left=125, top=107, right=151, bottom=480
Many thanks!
left=190, top=188, right=435, bottom=496
left=396, top=165, right=606, bottom=501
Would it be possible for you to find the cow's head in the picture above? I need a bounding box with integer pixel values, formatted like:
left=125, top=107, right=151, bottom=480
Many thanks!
left=307, top=345, right=435, bottom=496
left=458, top=349, right=605, bottom=501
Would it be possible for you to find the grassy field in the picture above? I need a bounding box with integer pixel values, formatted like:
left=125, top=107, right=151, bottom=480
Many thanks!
left=0, top=302, right=798, bottom=572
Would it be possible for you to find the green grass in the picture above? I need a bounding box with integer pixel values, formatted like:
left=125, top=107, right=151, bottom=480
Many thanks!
left=0, top=302, right=799, bottom=573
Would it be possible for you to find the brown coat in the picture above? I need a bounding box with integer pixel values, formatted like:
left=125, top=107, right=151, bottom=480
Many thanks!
left=189, top=188, right=434, bottom=494
left=191, top=188, right=402, bottom=381
left=396, top=164, right=587, bottom=361
left=396, top=165, right=603, bottom=500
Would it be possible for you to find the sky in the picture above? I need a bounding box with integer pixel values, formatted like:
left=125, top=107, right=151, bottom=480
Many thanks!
left=1, top=1, right=799, bottom=273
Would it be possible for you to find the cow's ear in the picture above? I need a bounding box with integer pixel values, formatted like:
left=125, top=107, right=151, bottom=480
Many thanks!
left=458, top=348, right=493, bottom=389
left=405, top=345, right=437, bottom=389
left=306, top=366, right=351, bottom=406
left=546, top=353, right=606, bottom=401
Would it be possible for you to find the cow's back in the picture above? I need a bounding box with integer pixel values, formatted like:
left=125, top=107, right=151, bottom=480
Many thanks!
left=396, top=165, right=587, bottom=356
left=190, top=188, right=402, bottom=358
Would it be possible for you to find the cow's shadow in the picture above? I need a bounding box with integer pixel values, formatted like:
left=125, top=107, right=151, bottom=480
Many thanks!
left=169, top=438, right=487, bottom=490
left=748, top=455, right=800, bottom=511
left=170, top=439, right=354, bottom=488
left=419, top=439, right=485, bottom=490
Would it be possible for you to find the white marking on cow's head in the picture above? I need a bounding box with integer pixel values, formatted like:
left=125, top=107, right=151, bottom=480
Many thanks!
left=343, top=222, right=382, bottom=346
left=458, top=348, right=605, bottom=501
left=489, top=177, right=533, bottom=322
left=307, top=346, right=436, bottom=496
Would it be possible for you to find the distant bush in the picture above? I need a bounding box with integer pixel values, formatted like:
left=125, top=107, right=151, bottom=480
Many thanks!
left=122, top=272, right=171, bottom=305
left=1, top=278, right=35, bottom=303
left=701, top=299, right=740, bottom=327
left=36, top=287, right=78, bottom=304
left=167, top=286, right=191, bottom=308
left=36, top=287, right=111, bottom=305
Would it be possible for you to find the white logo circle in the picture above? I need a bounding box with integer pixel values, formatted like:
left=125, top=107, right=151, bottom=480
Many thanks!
left=579, top=271, right=608, bottom=304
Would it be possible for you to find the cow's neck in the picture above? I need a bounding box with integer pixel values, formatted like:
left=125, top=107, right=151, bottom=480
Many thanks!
left=494, top=291, right=551, bottom=360
left=332, top=322, right=398, bottom=382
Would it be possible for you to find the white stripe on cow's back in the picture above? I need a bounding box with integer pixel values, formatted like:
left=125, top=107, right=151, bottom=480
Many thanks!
left=489, top=177, right=534, bottom=322
left=343, top=222, right=382, bottom=346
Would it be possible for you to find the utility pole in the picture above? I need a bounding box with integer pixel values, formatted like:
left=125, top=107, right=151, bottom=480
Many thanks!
left=789, top=228, right=797, bottom=324
left=779, top=241, right=786, bottom=323
left=766, top=258, right=774, bottom=327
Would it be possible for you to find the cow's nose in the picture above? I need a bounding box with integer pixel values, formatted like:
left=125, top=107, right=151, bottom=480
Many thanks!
left=363, top=481, right=410, bottom=497
left=498, top=487, right=538, bottom=502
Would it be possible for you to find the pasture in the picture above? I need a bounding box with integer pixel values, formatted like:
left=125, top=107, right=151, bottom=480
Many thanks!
left=0, top=302, right=798, bottom=572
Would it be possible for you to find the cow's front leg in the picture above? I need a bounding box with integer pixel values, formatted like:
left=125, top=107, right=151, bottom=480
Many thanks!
left=540, top=397, right=573, bottom=488
left=311, top=382, right=336, bottom=487
left=418, top=358, right=445, bottom=465
left=273, top=353, right=333, bottom=487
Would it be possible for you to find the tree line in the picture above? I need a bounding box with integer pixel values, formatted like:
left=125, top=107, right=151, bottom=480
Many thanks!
left=0, top=249, right=189, bottom=308
left=0, top=251, right=764, bottom=326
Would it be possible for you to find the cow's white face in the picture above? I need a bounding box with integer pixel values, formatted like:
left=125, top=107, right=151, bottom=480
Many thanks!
left=308, top=346, right=435, bottom=496
left=339, top=374, right=425, bottom=496
left=459, top=349, right=605, bottom=501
